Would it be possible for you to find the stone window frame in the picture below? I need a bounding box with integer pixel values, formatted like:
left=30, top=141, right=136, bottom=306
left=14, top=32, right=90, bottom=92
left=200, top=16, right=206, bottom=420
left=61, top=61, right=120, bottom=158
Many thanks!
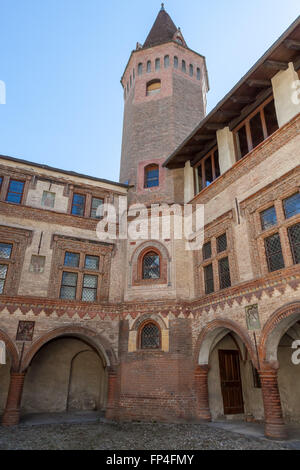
left=48, top=234, right=114, bottom=302
left=0, top=225, right=33, bottom=296
left=197, top=211, right=238, bottom=296
left=128, top=314, right=169, bottom=353
left=130, top=241, right=171, bottom=287
left=67, top=185, right=109, bottom=220
left=241, top=169, right=300, bottom=278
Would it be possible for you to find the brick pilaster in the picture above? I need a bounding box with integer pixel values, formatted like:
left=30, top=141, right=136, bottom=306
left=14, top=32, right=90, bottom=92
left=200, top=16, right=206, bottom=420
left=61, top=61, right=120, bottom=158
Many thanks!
left=2, top=372, right=26, bottom=427
left=194, top=365, right=212, bottom=421
left=259, top=366, right=287, bottom=440
left=105, top=369, right=118, bottom=421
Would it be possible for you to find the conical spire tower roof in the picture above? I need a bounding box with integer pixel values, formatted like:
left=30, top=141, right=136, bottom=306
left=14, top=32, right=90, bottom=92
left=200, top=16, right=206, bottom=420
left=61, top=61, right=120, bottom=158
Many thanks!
left=143, top=4, right=179, bottom=48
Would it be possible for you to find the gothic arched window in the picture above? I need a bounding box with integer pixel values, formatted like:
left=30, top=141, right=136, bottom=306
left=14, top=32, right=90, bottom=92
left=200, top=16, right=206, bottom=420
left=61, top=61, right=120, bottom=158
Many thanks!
left=144, top=163, right=159, bottom=187
left=182, top=60, right=186, bottom=73
left=174, top=56, right=178, bottom=69
left=147, top=60, right=151, bottom=73
left=138, top=63, right=143, bottom=75
left=142, top=251, right=160, bottom=279
left=164, top=55, right=170, bottom=68
left=155, top=58, right=160, bottom=71
left=189, top=64, right=194, bottom=77
left=140, top=322, right=161, bottom=349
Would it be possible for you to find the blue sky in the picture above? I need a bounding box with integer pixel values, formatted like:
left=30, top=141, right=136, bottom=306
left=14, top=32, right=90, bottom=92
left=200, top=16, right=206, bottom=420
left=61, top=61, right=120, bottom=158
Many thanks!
left=0, top=0, right=299, bottom=182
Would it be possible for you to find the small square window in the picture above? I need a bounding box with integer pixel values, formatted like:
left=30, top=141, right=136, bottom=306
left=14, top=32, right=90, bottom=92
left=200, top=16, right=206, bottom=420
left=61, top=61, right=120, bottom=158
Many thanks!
left=85, top=255, right=99, bottom=271
left=91, top=197, right=104, bottom=219
left=202, top=242, right=211, bottom=261
left=0, top=243, right=12, bottom=259
left=64, top=252, right=80, bottom=268
left=6, top=180, right=25, bottom=204
left=260, top=206, right=277, bottom=231
left=283, top=193, right=300, bottom=219
left=42, top=191, right=55, bottom=208
left=71, top=193, right=86, bottom=216
left=217, top=233, right=227, bottom=253
left=82, top=274, right=98, bottom=302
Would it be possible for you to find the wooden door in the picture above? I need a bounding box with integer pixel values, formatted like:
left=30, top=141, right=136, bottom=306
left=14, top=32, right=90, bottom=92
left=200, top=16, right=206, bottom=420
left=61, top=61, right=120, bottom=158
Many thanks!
left=218, top=350, right=244, bottom=415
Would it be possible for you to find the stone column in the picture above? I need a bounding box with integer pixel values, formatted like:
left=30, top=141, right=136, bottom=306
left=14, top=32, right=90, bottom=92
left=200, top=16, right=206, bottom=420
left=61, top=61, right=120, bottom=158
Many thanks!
left=259, top=366, right=287, bottom=440
left=2, top=372, right=26, bottom=427
left=105, top=368, right=118, bottom=421
left=194, top=365, right=212, bottom=421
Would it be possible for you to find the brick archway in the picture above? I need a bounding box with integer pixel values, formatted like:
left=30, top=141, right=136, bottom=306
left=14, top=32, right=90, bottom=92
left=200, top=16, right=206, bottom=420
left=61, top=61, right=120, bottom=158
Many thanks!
left=194, top=318, right=258, bottom=368
left=21, top=325, right=117, bottom=372
left=259, top=301, right=300, bottom=365
left=0, top=329, right=19, bottom=372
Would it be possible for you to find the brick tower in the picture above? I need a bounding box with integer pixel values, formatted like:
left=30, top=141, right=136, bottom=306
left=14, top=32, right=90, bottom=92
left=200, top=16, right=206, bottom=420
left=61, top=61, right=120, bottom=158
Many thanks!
left=119, top=4, right=209, bottom=205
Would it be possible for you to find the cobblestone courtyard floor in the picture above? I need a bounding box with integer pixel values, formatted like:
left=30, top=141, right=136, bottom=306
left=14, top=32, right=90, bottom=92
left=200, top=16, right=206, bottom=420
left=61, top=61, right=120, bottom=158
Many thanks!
left=0, top=421, right=294, bottom=450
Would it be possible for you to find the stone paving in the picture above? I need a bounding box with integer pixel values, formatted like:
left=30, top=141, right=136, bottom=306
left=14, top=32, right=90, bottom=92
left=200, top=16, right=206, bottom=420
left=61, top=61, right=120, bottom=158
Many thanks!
left=0, top=420, right=294, bottom=450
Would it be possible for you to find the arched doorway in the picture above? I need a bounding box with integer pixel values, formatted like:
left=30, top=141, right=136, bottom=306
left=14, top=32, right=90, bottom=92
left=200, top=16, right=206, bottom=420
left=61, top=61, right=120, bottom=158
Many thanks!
left=260, top=302, right=300, bottom=425
left=21, top=337, right=108, bottom=414
left=195, top=319, right=261, bottom=421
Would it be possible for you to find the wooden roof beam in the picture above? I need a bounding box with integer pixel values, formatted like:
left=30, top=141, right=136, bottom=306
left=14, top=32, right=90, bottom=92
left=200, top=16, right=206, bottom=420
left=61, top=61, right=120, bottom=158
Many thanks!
left=216, top=110, right=240, bottom=118
left=264, top=60, right=289, bottom=70
left=193, top=134, right=215, bottom=141
left=230, top=96, right=254, bottom=104
left=205, top=123, right=226, bottom=131
left=284, top=39, right=300, bottom=51
left=247, top=79, right=272, bottom=87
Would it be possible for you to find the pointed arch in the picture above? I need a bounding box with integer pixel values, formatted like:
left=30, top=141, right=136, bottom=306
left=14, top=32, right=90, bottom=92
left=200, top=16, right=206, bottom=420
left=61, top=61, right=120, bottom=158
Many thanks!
left=0, top=329, right=19, bottom=371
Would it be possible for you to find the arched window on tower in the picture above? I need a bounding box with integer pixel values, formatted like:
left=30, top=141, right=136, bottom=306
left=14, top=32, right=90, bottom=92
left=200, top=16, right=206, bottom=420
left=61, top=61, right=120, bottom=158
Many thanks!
left=147, top=60, right=151, bottom=73
left=155, top=58, right=160, bottom=71
left=164, top=55, right=170, bottom=68
left=144, top=163, right=159, bottom=187
left=182, top=60, right=186, bottom=73
left=138, top=63, right=143, bottom=76
left=142, top=251, right=160, bottom=279
left=189, top=64, right=194, bottom=77
left=174, top=56, right=178, bottom=69
left=197, top=67, right=201, bottom=80
left=140, top=322, right=161, bottom=349
left=146, top=80, right=161, bottom=97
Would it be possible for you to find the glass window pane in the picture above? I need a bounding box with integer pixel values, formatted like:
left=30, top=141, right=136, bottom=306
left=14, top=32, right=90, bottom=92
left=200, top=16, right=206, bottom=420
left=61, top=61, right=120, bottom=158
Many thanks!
left=288, top=223, right=300, bottom=265
left=0, top=279, right=5, bottom=294
left=6, top=180, right=24, bottom=204
left=138, top=63, right=143, bottom=75
left=217, top=233, right=227, bottom=253
left=0, top=264, right=8, bottom=280
left=265, top=233, right=285, bottom=272
left=85, top=256, right=99, bottom=271
left=145, top=166, right=159, bottom=188
left=83, top=274, right=98, bottom=288
left=91, top=197, right=104, bottom=219
left=283, top=193, right=300, bottom=219
left=219, top=257, right=231, bottom=289
left=164, top=55, right=169, bottom=68
left=82, top=288, right=97, bottom=302
left=236, top=126, right=248, bottom=160
left=155, top=58, right=160, bottom=71
left=64, top=252, right=80, bottom=267
left=189, top=64, right=194, bottom=77
left=143, top=252, right=160, bottom=279
left=60, top=286, right=76, bottom=300
left=71, top=193, right=85, bottom=216
left=141, top=323, right=160, bottom=349
left=264, top=99, right=279, bottom=136
left=250, top=112, right=264, bottom=149
left=204, top=157, right=213, bottom=187
left=62, top=272, right=78, bottom=287
left=260, top=206, right=277, bottom=231
left=174, top=56, right=178, bottom=69
left=0, top=243, right=12, bottom=259
left=202, top=242, right=211, bottom=260
left=204, top=264, right=214, bottom=294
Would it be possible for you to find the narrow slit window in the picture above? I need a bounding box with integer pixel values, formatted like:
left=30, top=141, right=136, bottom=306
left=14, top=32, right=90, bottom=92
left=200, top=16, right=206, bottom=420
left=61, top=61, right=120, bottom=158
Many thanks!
left=164, top=55, right=170, bottom=68
left=189, top=64, right=194, bottom=77
left=155, top=58, right=160, bottom=71
left=182, top=60, right=186, bottom=73
left=138, top=63, right=143, bottom=76
left=147, top=61, right=151, bottom=73
left=196, top=68, right=201, bottom=80
left=174, top=56, right=178, bottom=69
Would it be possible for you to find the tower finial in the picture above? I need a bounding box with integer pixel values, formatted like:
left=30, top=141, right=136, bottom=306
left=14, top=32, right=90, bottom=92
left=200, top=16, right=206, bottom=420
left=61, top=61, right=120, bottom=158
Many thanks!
left=161, top=3, right=165, bottom=10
